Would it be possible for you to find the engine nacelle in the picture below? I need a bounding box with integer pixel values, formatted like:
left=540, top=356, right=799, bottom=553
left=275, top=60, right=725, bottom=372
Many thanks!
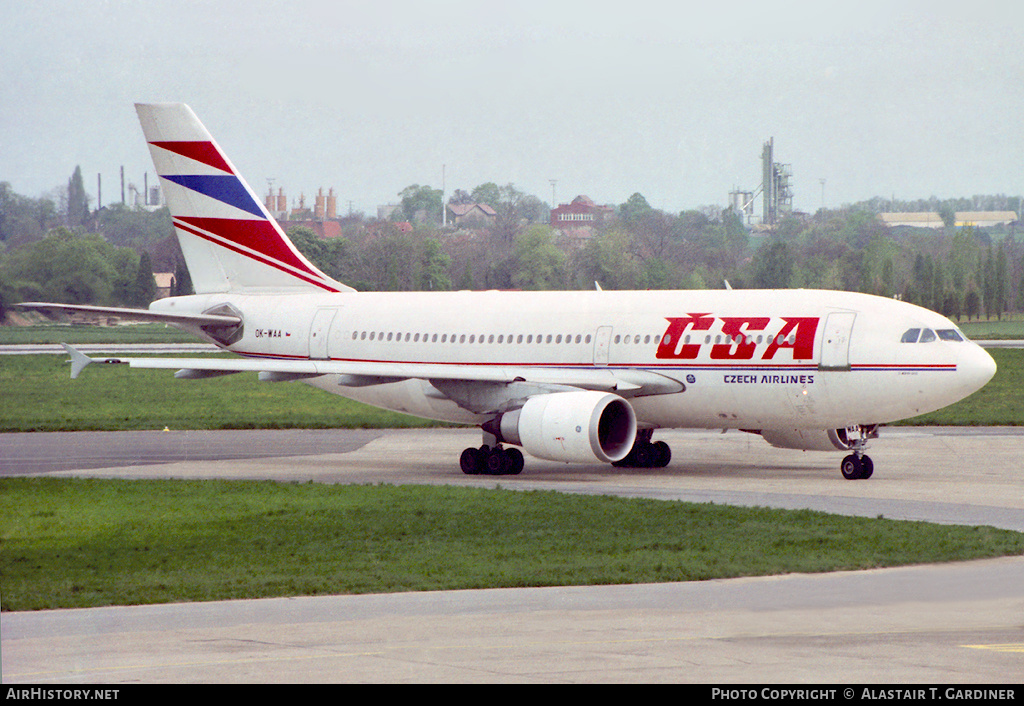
left=757, top=428, right=857, bottom=452
left=496, top=391, right=637, bottom=464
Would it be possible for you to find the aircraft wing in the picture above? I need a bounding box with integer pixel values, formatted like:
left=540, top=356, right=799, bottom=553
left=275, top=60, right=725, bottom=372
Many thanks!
left=60, top=345, right=683, bottom=396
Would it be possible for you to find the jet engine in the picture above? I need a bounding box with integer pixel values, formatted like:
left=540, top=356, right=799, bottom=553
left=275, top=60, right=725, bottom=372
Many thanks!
left=493, top=391, right=637, bottom=464
left=756, top=428, right=859, bottom=452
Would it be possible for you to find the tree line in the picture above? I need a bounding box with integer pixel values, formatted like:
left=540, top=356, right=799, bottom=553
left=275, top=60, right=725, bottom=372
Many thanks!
left=2, top=171, right=1022, bottom=324
left=289, top=184, right=1023, bottom=323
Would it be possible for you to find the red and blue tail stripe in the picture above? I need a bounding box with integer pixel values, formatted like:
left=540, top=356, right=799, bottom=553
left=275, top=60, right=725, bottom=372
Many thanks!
left=136, top=103, right=351, bottom=294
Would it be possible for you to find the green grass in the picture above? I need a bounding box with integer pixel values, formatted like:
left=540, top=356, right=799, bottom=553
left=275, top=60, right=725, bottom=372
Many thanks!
left=959, top=314, right=1024, bottom=340
left=0, top=323, right=202, bottom=345
left=0, top=354, right=447, bottom=432
left=2, top=477, right=1021, bottom=611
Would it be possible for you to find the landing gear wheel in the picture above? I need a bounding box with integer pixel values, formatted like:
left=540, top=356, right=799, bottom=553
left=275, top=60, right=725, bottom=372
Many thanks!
left=505, top=447, right=524, bottom=475
left=460, top=445, right=525, bottom=475
left=485, top=447, right=508, bottom=475
left=613, top=435, right=672, bottom=469
left=840, top=454, right=873, bottom=480
left=633, top=442, right=654, bottom=468
left=460, top=447, right=482, bottom=475
left=841, top=454, right=861, bottom=480
left=652, top=440, right=671, bottom=468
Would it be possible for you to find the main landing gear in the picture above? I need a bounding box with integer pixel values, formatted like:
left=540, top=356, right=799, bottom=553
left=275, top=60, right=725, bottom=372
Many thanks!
left=612, top=429, right=672, bottom=469
left=460, top=445, right=524, bottom=476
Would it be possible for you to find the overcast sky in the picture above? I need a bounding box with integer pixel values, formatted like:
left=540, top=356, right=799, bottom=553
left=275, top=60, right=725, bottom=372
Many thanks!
left=2, top=0, right=1022, bottom=216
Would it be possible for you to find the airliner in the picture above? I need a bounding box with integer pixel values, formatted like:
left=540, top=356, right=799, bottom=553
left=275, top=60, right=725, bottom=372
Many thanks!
left=21, top=103, right=997, bottom=480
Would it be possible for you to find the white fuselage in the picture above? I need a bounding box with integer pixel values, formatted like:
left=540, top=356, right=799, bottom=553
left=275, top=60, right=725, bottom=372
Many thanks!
left=153, top=287, right=996, bottom=433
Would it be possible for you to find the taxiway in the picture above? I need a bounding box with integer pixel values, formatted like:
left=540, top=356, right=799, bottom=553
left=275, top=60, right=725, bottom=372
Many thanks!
left=2, top=427, right=1022, bottom=683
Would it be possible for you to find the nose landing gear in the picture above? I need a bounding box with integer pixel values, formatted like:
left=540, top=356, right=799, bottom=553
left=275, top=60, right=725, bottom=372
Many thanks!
left=839, top=425, right=877, bottom=480
left=840, top=453, right=874, bottom=480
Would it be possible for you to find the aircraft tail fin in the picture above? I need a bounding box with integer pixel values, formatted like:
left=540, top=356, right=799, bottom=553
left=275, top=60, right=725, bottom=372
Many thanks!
left=135, top=103, right=352, bottom=294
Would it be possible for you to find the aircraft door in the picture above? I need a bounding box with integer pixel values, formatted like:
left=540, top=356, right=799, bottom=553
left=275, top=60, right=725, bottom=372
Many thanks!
left=593, top=326, right=612, bottom=366
left=309, top=308, right=338, bottom=360
left=819, top=312, right=856, bottom=370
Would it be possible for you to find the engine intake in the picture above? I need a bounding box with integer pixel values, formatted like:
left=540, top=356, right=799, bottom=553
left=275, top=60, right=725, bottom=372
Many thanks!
left=493, top=391, right=637, bottom=464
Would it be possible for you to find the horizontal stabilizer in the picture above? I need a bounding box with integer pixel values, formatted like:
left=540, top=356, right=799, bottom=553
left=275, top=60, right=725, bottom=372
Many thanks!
left=19, top=302, right=241, bottom=328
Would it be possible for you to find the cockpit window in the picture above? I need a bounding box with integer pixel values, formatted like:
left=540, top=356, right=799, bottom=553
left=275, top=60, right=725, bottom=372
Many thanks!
left=919, top=329, right=937, bottom=343
left=901, top=328, right=920, bottom=343
left=937, top=329, right=964, bottom=342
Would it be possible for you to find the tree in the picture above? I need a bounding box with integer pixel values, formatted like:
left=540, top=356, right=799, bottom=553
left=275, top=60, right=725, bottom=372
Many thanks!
left=722, top=208, right=749, bottom=253
left=511, top=226, right=565, bottom=290
left=67, top=166, right=89, bottom=228
left=983, top=245, right=996, bottom=319
left=573, top=229, right=645, bottom=290
left=964, top=289, right=981, bottom=320
left=619, top=192, right=653, bottom=226
left=130, top=251, right=156, bottom=307
left=397, top=185, right=443, bottom=225
left=938, top=204, right=956, bottom=230
left=172, top=253, right=193, bottom=296
left=751, top=241, right=793, bottom=289
left=469, top=183, right=502, bottom=210
left=3, top=228, right=120, bottom=304
left=94, top=203, right=174, bottom=247
left=416, top=237, right=451, bottom=291
left=994, top=243, right=1008, bottom=320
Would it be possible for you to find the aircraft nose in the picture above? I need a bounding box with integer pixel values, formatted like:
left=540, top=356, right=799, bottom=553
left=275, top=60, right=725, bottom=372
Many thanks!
left=960, top=343, right=997, bottom=395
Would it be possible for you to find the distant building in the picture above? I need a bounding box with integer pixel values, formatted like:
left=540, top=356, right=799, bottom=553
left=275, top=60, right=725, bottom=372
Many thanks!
left=153, top=272, right=175, bottom=300
left=878, top=211, right=1019, bottom=229
left=277, top=220, right=343, bottom=239
left=550, top=195, right=615, bottom=231
left=265, top=187, right=338, bottom=221
left=446, top=203, right=497, bottom=228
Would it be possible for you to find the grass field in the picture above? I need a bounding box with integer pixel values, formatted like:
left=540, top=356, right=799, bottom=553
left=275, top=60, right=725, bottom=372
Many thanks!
left=2, top=477, right=1022, bottom=611
left=958, top=314, right=1024, bottom=340
left=0, top=354, right=445, bottom=432
left=0, top=323, right=203, bottom=345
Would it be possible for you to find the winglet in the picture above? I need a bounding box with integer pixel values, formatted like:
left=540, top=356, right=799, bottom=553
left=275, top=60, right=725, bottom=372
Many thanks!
left=62, top=343, right=94, bottom=379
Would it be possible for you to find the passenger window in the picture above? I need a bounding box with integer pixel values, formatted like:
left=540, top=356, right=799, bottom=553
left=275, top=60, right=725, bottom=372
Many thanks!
left=919, top=329, right=936, bottom=343
left=901, top=328, right=920, bottom=343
